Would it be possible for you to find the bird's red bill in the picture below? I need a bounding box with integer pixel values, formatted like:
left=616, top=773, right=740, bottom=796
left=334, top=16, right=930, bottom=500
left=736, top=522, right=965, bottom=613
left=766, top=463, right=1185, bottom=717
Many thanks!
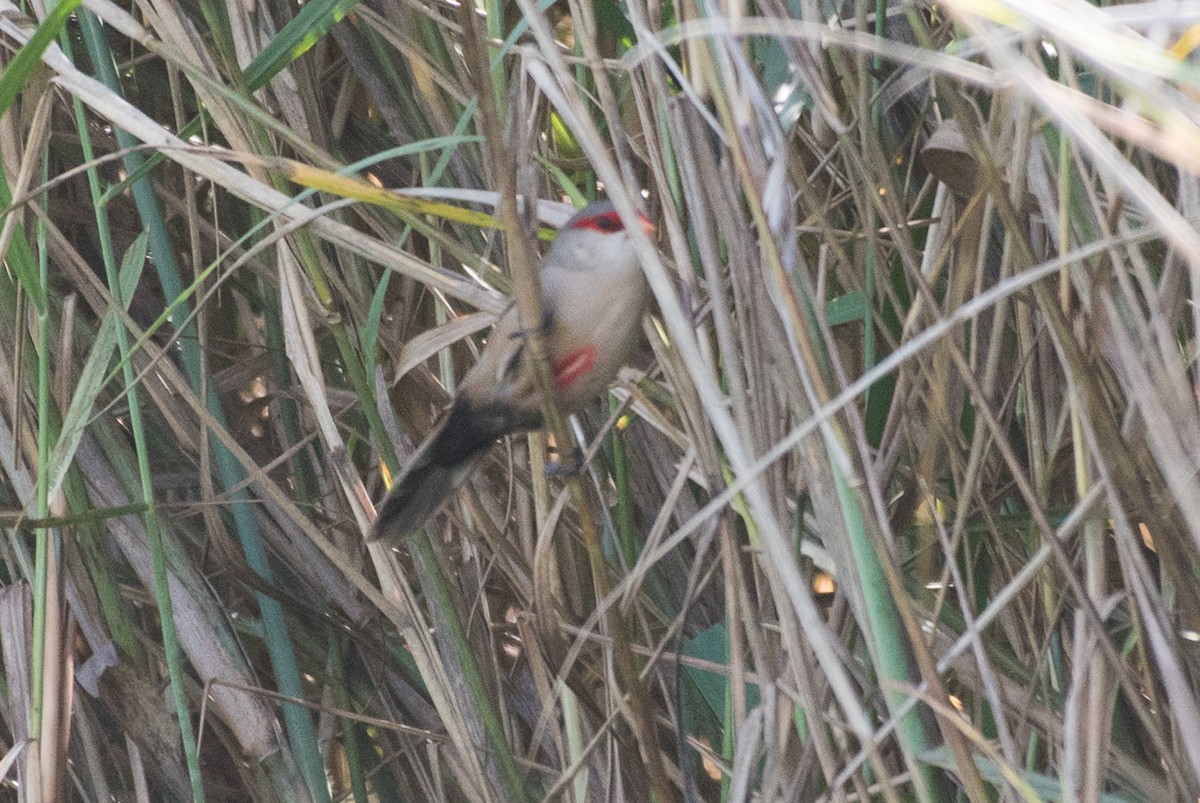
left=553, top=346, right=597, bottom=389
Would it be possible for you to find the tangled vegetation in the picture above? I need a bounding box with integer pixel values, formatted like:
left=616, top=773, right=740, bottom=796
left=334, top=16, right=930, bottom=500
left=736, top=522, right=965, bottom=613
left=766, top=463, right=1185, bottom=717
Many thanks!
left=2, top=0, right=1200, bottom=799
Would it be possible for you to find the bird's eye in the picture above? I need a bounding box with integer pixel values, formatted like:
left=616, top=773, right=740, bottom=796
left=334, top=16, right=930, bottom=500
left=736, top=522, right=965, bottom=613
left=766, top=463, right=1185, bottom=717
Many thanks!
left=594, top=214, right=622, bottom=232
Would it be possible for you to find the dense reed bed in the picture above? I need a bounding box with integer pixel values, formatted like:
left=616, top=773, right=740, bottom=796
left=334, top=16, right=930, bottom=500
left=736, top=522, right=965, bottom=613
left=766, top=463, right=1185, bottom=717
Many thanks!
left=2, top=0, right=1199, bottom=799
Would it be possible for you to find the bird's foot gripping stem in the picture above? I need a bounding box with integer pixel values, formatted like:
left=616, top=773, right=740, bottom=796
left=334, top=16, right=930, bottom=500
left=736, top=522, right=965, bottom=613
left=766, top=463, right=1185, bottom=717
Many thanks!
left=545, top=446, right=585, bottom=476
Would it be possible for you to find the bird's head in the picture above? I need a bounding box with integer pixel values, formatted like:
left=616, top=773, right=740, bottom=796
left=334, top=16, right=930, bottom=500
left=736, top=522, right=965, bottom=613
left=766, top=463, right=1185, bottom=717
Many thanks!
left=549, top=199, right=654, bottom=276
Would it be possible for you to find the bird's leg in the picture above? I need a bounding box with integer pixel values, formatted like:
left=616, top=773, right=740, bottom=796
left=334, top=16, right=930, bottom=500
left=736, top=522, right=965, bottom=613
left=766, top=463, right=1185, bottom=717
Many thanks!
left=544, top=445, right=585, bottom=476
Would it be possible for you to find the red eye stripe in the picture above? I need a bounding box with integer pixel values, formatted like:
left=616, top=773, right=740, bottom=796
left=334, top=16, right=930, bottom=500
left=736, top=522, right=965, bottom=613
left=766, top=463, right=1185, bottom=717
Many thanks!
left=569, top=210, right=624, bottom=233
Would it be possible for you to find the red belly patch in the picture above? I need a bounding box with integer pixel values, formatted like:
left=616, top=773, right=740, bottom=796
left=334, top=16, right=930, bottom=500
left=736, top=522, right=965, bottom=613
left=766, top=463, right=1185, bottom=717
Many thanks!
left=553, top=346, right=597, bottom=389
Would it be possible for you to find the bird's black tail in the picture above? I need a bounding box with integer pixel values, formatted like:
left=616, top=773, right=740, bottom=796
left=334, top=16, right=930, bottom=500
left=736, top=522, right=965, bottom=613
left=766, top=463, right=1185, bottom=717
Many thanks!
left=371, top=397, right=543, bottom=541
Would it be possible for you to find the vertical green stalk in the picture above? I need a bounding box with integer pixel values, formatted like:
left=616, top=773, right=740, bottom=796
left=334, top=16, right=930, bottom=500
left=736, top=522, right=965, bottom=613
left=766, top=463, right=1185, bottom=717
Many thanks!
left=484, top=0, right=507, bottom=120
left=76, top=13, right=329, bottom=801
left=0, top=12, right=77, bottom=790
left=832, top=466, right=940, bottom=802
left=327, top=638, right=369, bottom=803
left=51, top=10, right=206, bottom=795
left=610, top=398, right=636, bottom=567
left=92, top=124, right=208, bottom=803
left=721, top=620, right=736, bottom=803
left=30, top=168, right=51, bottom=760
left=863, top=0, right=885, bottom=406
left=117, top=265, right=207, bottom=803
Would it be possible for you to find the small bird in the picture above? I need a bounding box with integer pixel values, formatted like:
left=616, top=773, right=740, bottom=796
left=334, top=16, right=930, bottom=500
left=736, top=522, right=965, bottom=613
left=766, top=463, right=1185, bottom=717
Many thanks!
left=373, top=199, right=653, bottom=541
